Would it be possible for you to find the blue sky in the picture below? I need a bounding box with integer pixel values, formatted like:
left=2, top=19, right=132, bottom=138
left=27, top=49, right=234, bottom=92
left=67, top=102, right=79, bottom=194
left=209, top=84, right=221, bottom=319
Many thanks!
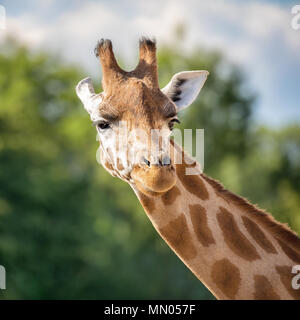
left=1, top=0, right=299, bottom=127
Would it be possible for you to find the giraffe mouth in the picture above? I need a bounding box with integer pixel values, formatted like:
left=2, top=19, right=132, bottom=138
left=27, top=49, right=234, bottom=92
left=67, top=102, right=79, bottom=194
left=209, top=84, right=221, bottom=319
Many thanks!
left=131, top=164, right=176, bottom=196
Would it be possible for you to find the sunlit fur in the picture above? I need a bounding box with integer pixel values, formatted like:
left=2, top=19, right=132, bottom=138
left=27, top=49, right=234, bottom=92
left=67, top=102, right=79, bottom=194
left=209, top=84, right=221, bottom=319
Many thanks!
left=93, top=38, right=177, bottom=194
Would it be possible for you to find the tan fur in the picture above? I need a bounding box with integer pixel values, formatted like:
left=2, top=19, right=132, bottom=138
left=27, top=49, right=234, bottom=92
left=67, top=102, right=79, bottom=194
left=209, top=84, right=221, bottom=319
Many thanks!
left=138, top=192, right=156, bottom=213
left=253, top=275, right=280, bottom=300
left=161, top=186, right=181, bottom=206
left=189, top=204, right=216, bottom=247
left=242, top=216, right=277, bottom=254
left=217, top=206, right=261, bottom=261
left=176, top=163, right=209, bottom=200
left=211, top=258, right=241, bottom=299
left=88, top=39, right=300, bottom=300
left=135, top=143, right=300, bottom=299
left=159, top=214, right=197, bottom=261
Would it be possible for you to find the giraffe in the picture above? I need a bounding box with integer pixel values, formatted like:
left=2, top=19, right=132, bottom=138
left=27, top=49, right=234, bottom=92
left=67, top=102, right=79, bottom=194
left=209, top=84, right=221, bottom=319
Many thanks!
left=76, top=38, right=300, bottom=300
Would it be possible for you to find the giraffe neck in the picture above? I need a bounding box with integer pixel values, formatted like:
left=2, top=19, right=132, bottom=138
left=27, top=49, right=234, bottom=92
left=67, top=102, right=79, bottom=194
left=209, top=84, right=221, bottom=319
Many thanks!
left=131, top=142, right=300, bottom=300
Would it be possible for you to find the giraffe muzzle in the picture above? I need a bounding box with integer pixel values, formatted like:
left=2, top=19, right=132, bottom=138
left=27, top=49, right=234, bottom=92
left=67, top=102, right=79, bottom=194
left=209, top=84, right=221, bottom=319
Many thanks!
left=131, top=158, right=176, bottom=195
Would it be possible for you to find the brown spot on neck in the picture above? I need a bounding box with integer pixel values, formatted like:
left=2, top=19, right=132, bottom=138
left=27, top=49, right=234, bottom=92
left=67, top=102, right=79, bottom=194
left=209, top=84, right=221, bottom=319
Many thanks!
left=217, top=207, right=261, bottom=261
left=159, top=214, right=197, bottom=261
left=253, top=275, right=281, bottom=300
left=242, top=216, right=277, bottom=254
left=211, top=258, right=241, bottom=299
left=276, top=239, right=300, bottom=264
left=161, top=186, right=181, bottom=206
left=276, top=265, right=300, bottom=300
left=189, top=204, right=215, bottom=247
left=176, top=164, right=209, bottom=200
left=138, top=192, right=156, bottom=213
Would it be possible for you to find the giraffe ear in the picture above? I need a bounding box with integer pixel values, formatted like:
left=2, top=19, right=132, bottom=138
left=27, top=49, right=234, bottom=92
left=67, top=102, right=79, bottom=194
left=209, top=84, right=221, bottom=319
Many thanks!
left=76, top=77, right=103, bottom=119
left=162, top=71, right=209, bottom=111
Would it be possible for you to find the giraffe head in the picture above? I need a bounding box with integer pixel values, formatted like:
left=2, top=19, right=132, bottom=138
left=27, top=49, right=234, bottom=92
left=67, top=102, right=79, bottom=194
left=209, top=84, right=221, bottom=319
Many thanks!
left=76, top=38, right=208, bottom=196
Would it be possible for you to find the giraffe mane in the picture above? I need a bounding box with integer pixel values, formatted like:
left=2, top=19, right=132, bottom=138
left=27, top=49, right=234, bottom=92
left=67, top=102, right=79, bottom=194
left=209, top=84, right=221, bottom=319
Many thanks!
left=201, top=173, right=300, bottom=253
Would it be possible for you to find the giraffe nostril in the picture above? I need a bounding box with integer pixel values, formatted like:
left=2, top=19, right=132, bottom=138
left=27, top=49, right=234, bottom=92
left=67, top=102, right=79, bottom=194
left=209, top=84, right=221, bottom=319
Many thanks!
left=141, top=155, right=171, bottom=167
left=142, top=156, right=151, bottom=167
left=162, top=155, right=171, bottom=166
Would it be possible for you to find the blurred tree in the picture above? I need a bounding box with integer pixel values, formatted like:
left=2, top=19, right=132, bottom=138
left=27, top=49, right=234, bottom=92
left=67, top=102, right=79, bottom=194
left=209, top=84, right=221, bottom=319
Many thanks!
left=0, top=38, right=299, bottom=300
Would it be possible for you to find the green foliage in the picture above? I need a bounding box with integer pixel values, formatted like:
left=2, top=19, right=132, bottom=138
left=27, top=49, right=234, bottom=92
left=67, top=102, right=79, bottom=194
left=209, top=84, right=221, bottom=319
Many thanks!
left=0, top=39, right=299, bottom=299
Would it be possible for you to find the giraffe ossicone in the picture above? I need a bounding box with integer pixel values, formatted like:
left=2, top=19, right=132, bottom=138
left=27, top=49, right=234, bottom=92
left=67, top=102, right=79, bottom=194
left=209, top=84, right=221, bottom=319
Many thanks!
left=76, top=38, right=300, bottom=300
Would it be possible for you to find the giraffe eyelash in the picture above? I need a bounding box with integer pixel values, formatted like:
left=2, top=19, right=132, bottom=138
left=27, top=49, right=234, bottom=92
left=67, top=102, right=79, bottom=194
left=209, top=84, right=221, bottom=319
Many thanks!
left=92, top=120, right=111, bottom=130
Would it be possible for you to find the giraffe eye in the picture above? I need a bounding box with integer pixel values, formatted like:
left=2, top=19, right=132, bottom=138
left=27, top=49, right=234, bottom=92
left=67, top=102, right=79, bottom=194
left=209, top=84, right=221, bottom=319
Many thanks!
left=168, top=118, right=180, bottom=130
left=97, top=121, right=111, bottom=130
